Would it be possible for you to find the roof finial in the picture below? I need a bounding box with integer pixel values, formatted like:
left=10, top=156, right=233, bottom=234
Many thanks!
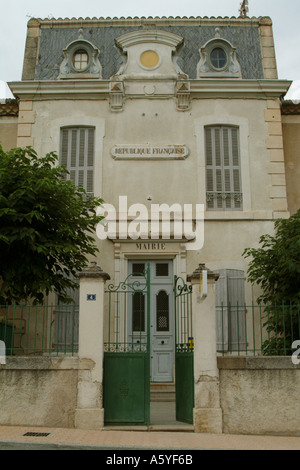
left=215, top=27, right=221, bottom=38
left=239, top=0, right=249, bottom=18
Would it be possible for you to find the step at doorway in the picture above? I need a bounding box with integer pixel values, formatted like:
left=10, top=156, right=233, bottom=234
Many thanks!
left=150, top=401, right=193, bottom=431
left=150, top=382, right=175, bottom=402
left=150, top=383, right=193, bottom=430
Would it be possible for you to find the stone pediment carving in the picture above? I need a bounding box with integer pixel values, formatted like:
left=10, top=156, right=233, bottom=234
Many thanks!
left=114, top=30, right=187, bottom=79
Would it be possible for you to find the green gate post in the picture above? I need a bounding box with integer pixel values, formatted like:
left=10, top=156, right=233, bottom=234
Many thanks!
left=187, top=264, right=223, bottom=434
left=75, top=262, right=110, bottom=430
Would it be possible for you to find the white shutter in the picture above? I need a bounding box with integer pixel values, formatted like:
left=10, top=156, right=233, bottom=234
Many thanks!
left=60, top=127, right=95, bottom=196
left=215, top=270, right=229, bottom=352
left=55, top=281, right=79, bottom=352
left=215, top=269, right=246, bottom=352
left=205, top=126, right=242, bottom=210
left=227, top=270, right=247, bottom=351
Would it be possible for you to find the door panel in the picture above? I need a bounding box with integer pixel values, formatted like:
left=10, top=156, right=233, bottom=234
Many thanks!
left=104, top=263, right=150, bottom=425
left=128, top=260, right=174, bottom=383
left=151, top=283, right=174, bottom=382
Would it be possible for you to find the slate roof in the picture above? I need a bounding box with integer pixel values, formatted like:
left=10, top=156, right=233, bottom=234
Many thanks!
left=24, top=17, right=269, bottom=81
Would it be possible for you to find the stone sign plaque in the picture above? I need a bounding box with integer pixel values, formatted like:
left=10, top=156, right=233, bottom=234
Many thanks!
left=111, top=145, right=189, bottom=160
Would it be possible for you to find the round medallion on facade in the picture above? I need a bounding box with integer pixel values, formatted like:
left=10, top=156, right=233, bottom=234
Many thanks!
left=140, top=50, right=160, bottom=69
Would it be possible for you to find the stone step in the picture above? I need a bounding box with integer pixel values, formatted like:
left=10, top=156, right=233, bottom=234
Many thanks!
left=150, top=383, right=175, bottom=402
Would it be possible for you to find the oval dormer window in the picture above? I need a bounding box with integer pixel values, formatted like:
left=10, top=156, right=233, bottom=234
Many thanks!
left=72, top=49, right=89, bottom=71
left=210, top=47, right=227, bottom=70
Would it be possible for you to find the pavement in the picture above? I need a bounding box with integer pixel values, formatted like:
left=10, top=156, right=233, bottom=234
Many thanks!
left=0, top=403, right=299, bottom=451
left=0, top=425, right=300, bottom=451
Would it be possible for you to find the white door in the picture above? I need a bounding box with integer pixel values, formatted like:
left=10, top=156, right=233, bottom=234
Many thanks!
left=128, top=260, right=174, bottom=383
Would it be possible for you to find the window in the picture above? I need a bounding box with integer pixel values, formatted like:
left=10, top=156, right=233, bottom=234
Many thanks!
left=210, top=47, right=227, bottom=69
left=205, top=126, right=242, bottom=210
left=72, top=49, right=89, bottom=71
left=214, top=269, right=246, bottom=352
left=197, top=33, right=241, bottom=79
left=132, top=292, right=145, bottom=332
left=60, top=127, right=95, bottom=196
left=155, top=263, right=169, bottom=277
left=131, top=263, right=145, bottom=276
left=156, top=290, right=169, bottom=332
left=59, top=37, right=102, bottom=79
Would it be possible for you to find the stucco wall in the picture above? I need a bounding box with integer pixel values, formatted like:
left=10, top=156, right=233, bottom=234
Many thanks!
left=0, top=117, right=18, bottom=151
left=0, top=357, right=93, bottom=429
left=218, top=357, right=300, bottom=436
left=1, top=356, right=300, bottom=435
left=282, top=116, right=300, bottom=215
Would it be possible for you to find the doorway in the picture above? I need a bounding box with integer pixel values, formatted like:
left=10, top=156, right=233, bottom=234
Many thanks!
left=128, top=260, right=174, bottom=383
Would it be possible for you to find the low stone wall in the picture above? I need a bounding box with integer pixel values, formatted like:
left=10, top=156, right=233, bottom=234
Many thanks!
left=218, top=356, right=300, bottom=437
left=1, top=356, right=300, bottom=435
left=0, top=357, right=93, bottom=429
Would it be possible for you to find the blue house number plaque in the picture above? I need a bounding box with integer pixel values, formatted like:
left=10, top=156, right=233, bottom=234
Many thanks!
left=87, top=294, right=96, bottom=301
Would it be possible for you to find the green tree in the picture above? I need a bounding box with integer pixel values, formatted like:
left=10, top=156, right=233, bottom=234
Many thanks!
left=243, top=210, right=300, bottom=354
left=0, top=146, right=103, bottom=304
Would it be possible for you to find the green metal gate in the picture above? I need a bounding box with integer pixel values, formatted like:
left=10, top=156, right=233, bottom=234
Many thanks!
left=103, top=263, right=151, bottom=425
left=174, top=275, right=194, bottom=424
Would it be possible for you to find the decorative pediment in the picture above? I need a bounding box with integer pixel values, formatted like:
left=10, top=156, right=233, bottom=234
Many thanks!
left=114, top=30, right=186, bottom=79
left=59, top=30, right=102, bottom=79
left=197, top=29, right=242, bottom=79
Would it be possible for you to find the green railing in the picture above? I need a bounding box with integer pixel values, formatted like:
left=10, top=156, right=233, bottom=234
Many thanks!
left=0, top=303, right=79, bottom=356
left=217, top=303, right=300, bottom=356
left=174, top=275, right=193, bottom=353
left=104, top=264, right=150, bottom=353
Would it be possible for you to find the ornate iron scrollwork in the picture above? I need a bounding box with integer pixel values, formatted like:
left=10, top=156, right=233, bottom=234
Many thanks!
left=174, top=275, right=193, bottom=298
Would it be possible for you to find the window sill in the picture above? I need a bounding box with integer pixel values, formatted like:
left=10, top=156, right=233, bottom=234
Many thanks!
left=204, top=210, right=275, bottom=220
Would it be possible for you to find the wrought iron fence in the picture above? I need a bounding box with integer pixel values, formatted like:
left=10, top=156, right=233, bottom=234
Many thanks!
left=217, top=303, right=300, bottom=356
left=1, top=301, right=299, bottom=358
left=174, top=275, right=193, bottom=353
left=0, top=303, right=79, bottom=356
left=104, top=265, right=150, bottom=353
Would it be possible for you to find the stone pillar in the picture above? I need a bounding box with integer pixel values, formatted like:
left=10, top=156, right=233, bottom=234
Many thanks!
left=187, top=264, right=223, bottom=434
left=74, top=262, right=110, bottom=430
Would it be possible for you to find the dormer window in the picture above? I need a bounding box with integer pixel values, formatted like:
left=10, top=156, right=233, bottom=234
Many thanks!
left=59, top=30, right=102, bottom=79
left=197, top=29, right=242, bottom=79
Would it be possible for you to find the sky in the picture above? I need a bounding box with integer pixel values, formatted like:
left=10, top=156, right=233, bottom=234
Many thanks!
left=0, top=0, right=299, bottom=100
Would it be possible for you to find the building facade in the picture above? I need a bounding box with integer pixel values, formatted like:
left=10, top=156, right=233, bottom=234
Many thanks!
left=1, top=14, right=300, bottom=432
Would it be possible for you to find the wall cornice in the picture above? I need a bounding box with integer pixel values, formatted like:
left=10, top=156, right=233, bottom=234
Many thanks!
left=8, top=78, right=291, bottom=101
left=28, top=16, right=271, bottom=28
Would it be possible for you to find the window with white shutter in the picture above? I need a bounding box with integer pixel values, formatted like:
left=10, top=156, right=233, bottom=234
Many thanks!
left=214, top=269, right=247, bottom=352
left=60, top=127, right=95, bottom=197
left=205, top=126, right=242, bottom=210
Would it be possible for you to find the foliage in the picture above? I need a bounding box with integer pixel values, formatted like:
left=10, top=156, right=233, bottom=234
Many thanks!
left=0, top=146, right=103, bottom=304
left=243, top=210, right=300, bottom=354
